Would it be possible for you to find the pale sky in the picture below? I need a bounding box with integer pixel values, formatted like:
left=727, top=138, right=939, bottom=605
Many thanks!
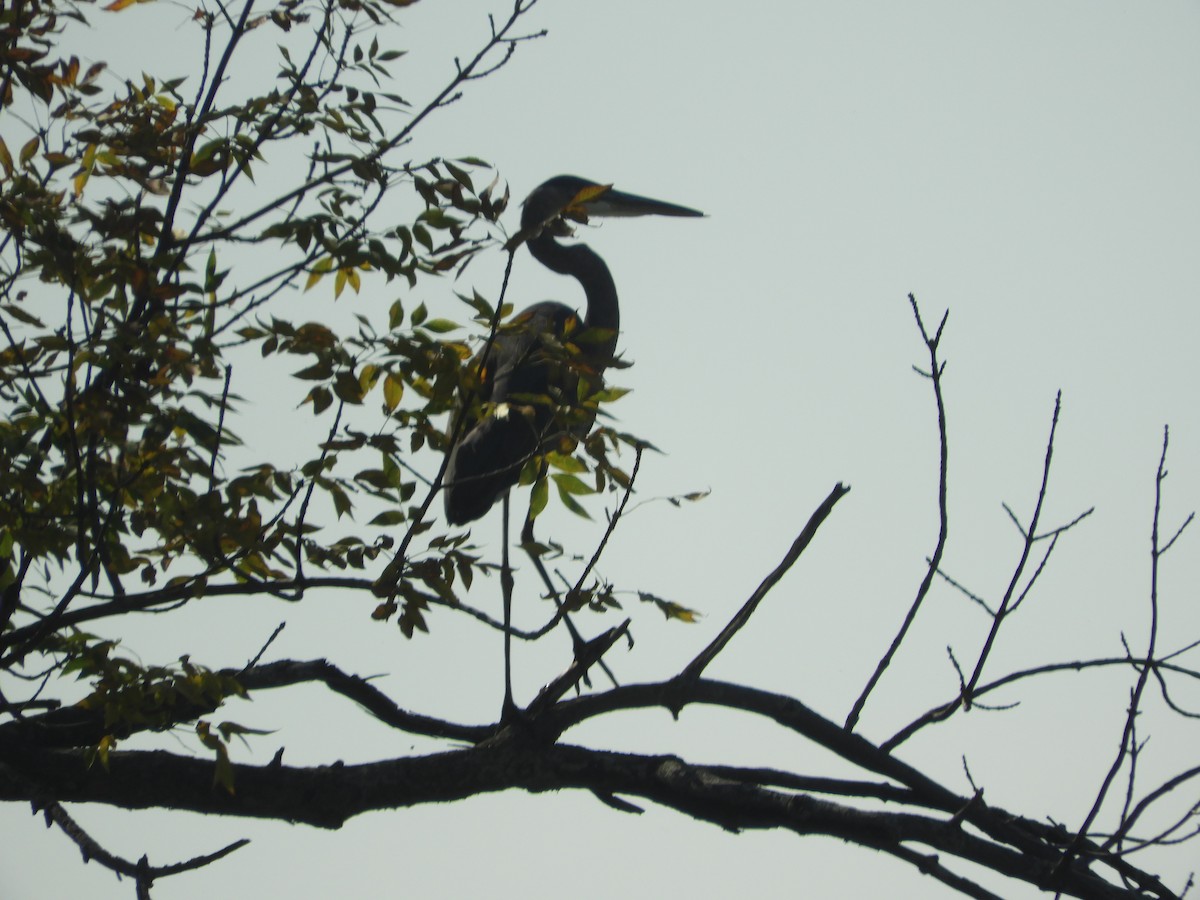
left=4, top=1, right=1200, bottom=898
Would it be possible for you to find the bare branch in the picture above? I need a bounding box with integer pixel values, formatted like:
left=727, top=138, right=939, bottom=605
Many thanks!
left=1064, top=427, right=1171, bottom=866
left=883, top=655, right=1200, bottom=752
left=677, top=482, right=849, bottom=686
left=846, top=294, right=950, bottom=730
left=37, top=798, right=249, bottom=887
left=567, top=445, right=644, bottom=604
left=1160, top=511, right=1195, bottom=556
left=962, top=392, right=1062, bottom=700
left=932, top=563, right=995, bottom=615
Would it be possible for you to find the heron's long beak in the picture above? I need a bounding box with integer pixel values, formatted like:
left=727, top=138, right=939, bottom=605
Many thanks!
left=574, top=184, right=704, bottom=219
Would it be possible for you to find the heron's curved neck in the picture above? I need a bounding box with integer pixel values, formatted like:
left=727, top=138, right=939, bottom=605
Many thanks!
left=528, top=232, right=619, bottom=340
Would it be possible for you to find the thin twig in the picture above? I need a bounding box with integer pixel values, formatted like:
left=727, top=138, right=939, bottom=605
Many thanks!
left=1062, top=427, right=1170, bottom=867
left=568, top=445, right=644, bottom=602
left=39, top=799, right=248, bottom=884
left=881, top=650, right=1200, bottom=753
left=677, top=482, right=849, bottom=687
left=294, top=401, right=344, bottom=578
left=932, top=563, right=995, bottom=615
left=243, top=622, right=286, bottom=671
left=208, top=364, right=233, bottom=491
left=846, top=295, right=949, bottom=730
left=962, top=392, right=1062, bottom=701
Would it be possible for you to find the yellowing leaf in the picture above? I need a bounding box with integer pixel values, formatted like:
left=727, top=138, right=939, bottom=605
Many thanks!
left=335, top=266, right=361, bottom=297
left=568, top=183, right=611, bottom=208
left=383, top=373, right=404, bottom=412
left=95, top=734, right=114, bottom=770
left=358, top=363, right=380, bottom=394
left=213, top=748, right=235, bottom=794
left=638, top=591, right=701, bottom=623
left=304, top=257, right=333, bottom=291
left=19, top=136, right=38, bottom=167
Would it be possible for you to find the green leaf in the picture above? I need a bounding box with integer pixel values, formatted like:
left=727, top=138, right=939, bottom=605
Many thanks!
left=557, top=489, right=591, bottom=520
left=590, top=386, right=631, bottom=403
left=217, top=720, right=275, bottom=741
left=529, top=475, right=548, bottom=519
left=327, top=483, right=353, bottom=518
left=546, top=451, right=587, bottom=473
left=418, top=208, right=460, bottom=230
left=444, top=160, right=474, bottom=191
left=333, top=371, right=364, bottom=404
left=294, top=360, right=333, bottom=380
left=309, top=386, right=333, bottom=414
left=19, top=136, right=39, bottom=167
left=1, top=304, right=45, bottom=327
left=369, top=510, right=406, bottom=526
left=551, top=473, right=593, bottom=496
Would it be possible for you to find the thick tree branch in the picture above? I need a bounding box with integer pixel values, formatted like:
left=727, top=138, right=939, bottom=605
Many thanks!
left=0, top=658, right=491, bottom=750
left=0, top=735, right=1168, bottom=900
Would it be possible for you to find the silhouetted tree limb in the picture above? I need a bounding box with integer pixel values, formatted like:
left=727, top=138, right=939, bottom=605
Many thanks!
left=846, top=297, right=950, bottom=730
left=0, top=687, right=1174, bottom=900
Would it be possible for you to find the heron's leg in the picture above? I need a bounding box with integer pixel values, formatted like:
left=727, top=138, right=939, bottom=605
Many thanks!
left=520, top=499, right=619, bottom=690
left=500, top=492, right=518, bottom=721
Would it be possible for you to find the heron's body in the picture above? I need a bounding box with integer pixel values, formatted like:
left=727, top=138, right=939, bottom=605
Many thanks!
left=444, top=301, right=587, bottom=525
left=443, top=176, right=701, bottom=526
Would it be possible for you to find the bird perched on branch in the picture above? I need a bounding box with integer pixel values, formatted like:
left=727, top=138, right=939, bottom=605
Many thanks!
left=443, top=175, right=703, bottom=525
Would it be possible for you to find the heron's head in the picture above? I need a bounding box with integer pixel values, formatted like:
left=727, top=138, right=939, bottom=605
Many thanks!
left=520, top=175, right=704, bottom=237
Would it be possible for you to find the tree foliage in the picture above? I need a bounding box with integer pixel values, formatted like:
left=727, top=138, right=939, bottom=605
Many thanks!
left=1, top=2, right=1198, bottom=898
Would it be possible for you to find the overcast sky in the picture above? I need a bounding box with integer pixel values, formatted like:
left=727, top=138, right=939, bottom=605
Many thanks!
left=5, top=1, right=1200, bottom=898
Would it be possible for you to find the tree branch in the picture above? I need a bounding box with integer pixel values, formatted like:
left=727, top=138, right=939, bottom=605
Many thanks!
left=677, top=482, right=849, bottom=686
left=846, top=295, right=950, bottom=730
left=0, top=734, right=1169, bottom=899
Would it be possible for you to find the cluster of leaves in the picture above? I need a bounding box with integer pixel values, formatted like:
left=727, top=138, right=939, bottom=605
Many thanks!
left=0, top=0, right=674, bottom=783
left=0, top=0, right=533, bottom=762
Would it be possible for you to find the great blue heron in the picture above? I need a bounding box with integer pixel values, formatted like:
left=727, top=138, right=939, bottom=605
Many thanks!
left=441, top=175, right=702, bottom=719
left=443, top=175, right=703, bottom=524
